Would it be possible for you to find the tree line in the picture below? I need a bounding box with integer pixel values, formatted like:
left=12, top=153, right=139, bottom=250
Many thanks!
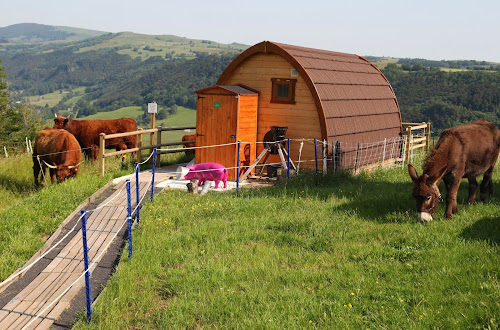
left=382, top=64, right=500, bottom=133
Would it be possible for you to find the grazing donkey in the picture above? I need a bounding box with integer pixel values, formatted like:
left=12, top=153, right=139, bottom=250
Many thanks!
left=408, top=120, right=500, bottom=222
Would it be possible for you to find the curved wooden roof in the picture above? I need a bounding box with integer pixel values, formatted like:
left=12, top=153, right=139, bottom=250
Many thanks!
left=217, top=41, right=402, bottom=143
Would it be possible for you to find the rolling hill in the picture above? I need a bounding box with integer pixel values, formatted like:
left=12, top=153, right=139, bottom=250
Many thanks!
left=0, top=23, right=107, bottom=44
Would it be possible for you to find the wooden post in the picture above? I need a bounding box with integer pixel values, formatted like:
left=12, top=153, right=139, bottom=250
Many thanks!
left=405, top=126, right=412, bottom=163
left=426, top=122, right=431, bottom=153
left=99, top=133, right=105, bottom=176
left=137, top=128, right=143, bottom=163
left=156, top=126, right=162, bottom=166
left=150, top=113, right=155, bottom=164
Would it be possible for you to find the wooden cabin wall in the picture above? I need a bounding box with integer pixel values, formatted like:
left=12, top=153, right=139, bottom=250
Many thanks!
left=236, top=95, right=258, bottom=175
left=220, top=53, right=322, bottom=169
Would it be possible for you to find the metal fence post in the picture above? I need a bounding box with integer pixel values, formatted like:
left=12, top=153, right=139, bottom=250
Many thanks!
left=80, top=209, right=92, bottom=324
left=150, top=148, right=156, bottom=203
left=236, top=141, right=241, bottom=192
left=287, top=138, right=290, bottom=179
left=126, top=180, right=132, bottom=259
left=354, top=143, right=360, bottom=174
left=135, top=162, right=140, bottom=225
left=314, top=138, right=318, bottom=175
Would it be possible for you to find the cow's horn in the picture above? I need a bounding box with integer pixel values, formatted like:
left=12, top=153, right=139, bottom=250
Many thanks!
left=54, top=113, right=57, bottom=118
left=42, top=160, right=57, bottom=169
left=68, top=162, right=81, bottom=169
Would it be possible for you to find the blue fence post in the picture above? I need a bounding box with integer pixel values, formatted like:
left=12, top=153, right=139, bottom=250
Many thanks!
left=314, top=138, right=319, bottom=175
left=236, top=141, right=241, bottom=193
left=135, top=162, right=140, bottom=225
left=80, top=209, right=92, bottom=324
left=287, top=138, right=290, bottom=179
left=126, top=179, right=132, bottom=259
left=150, top=148, right=157, bottom=203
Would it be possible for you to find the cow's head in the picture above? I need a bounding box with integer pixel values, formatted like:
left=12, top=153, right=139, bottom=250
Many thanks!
left=408, top=164, right=441, bottom=222
left=53, top=114, right=69, bottom=129
left=43, top=160, right=80, bottom=182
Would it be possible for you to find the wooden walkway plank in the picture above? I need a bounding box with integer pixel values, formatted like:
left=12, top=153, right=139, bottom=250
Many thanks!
left=42, top=206, right=108, bottom=274
left=8, top=273, right=81, bottom=330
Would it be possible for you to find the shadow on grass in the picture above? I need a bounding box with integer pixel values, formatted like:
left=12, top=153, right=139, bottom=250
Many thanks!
left=240, top=170, right=499, bottom=225
left=460, top=216, right=500, bottom=246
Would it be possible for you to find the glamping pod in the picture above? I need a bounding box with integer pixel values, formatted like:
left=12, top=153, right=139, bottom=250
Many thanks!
left=195, top=41, right=402, bottom=179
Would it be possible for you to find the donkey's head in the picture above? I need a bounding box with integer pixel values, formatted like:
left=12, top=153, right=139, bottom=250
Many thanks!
left=408, top=164, right=441, bottom=222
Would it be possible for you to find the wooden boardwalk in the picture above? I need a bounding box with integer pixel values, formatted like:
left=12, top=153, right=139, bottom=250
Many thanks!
left=0, top=180, right=151, bottom=330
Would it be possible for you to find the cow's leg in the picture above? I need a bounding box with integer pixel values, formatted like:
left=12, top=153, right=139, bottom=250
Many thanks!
left=49, top=168, right=56, bottom=184
left=480, top=166, right=494, bottom=202
left=214, top=180, right=220, bottom=189
left=92, top=145, right=99, bottom=160
left=33, top=160, right=41, bottom=186
left=467, top=177, right=478, bottom=205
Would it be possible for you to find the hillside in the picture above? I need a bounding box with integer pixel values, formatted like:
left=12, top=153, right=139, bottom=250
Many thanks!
left=0, top=23, right=247, bottom=123
left=1, top=23, right=499, bottom=136
left=0, top=23, right=107, bottom=44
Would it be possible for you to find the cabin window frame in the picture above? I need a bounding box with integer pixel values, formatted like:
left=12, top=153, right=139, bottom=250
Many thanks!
left=270, top=78, right=296, bottom=104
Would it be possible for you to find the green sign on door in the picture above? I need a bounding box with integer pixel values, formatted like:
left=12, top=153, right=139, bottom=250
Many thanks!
left=214, top=102, right=221, bottom=108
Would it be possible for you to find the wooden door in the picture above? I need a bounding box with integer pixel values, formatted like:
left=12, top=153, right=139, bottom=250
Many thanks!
left=195, top=93, right=238, bottom=179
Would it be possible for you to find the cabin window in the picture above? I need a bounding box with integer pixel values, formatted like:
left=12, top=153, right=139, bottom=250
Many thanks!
left=271, top=78, right=296, bottom=104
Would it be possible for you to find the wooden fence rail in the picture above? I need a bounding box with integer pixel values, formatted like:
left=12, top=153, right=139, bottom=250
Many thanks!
left=99, top=126, right=195, bottom=176
left=402, top=122, right=431, bottom=162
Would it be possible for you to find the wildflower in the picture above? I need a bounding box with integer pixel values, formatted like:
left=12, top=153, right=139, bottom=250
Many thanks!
left=350, top=292, right=355, bottom=296
left=419, top=315, right=423, bottom=320
left=348, top=303, right=352, bottom=308
left=309, top=320, right=313, bottom=324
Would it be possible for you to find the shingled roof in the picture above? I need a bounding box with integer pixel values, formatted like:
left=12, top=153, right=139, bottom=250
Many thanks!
left=217, top=41, right=402, bottom=144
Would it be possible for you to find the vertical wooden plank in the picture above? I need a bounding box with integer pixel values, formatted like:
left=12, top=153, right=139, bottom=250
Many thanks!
left=156, top=126, right=162, bottom=165
left=99, top=133, right=105, bottom=176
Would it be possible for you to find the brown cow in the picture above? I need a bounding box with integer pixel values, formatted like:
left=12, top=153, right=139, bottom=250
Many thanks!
left=408, top=120, right=500, bottom=222
left=33, top=128, right=82, bottom=186
left=53, top=115, right=137, bottom=159
left=182, top=134, right=196, bottom=157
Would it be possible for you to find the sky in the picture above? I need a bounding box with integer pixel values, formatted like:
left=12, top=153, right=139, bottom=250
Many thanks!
left=2, top=0, right=500, bottom=62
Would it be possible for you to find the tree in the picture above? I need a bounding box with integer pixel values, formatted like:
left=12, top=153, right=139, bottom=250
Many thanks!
left=0, top=59, right=8, bottom=112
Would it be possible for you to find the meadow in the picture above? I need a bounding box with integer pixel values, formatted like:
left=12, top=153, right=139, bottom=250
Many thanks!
left=1, top=150, right=498, bottom=328
left=68, top=163, right=498, bottom=328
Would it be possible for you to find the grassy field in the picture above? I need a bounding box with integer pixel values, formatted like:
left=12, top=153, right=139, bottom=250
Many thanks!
left=1, top=150, right=498, bottom=328
left=79, top=105, right=196, bottom=143
left=26, top=90, right=64, bottom=107
left=0, top=151, right=189, bottom=280
left=67, top=163, right=499, bottom=329
left=76, top=32, right=247, bottom=61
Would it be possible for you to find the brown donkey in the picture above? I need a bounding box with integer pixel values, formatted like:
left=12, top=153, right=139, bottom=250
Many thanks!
left=408, top=120, right=500, bottom=222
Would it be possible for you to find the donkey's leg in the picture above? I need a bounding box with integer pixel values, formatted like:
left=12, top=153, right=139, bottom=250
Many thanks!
left=480, top=166, right=494, bottom=202
left=467, top=177, right=478, bottom=205
left=443, top=175, right=461, bottom=219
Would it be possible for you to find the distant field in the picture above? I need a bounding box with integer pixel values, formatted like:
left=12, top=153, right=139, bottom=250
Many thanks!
left=26, top=90, right=64, bottom=107
left=370, top=58, right=399, bottom=70
left=77, top=32, right=247, bottom=61
left=78, top=106, right=196, bottom=144
left=81, top=106, right=143, bottom=120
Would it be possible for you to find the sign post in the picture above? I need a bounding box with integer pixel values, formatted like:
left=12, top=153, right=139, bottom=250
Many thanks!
left=148, top=102, right=157, bottom=164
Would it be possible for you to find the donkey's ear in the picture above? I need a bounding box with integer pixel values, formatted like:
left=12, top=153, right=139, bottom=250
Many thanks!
left=408, top=164, right=419, bottom=182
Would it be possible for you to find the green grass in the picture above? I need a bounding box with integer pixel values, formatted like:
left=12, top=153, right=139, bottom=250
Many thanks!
left=0, top=154, right=137, bottom=280
left=76, top=32, right=247, bottom=61
left=81, top=106, right=143, bottom=120
left=71, top=164, right=500, bottom=329
left=26, top=90, right=64, bottom=107
left=78, top=105, right=196, bottom=144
